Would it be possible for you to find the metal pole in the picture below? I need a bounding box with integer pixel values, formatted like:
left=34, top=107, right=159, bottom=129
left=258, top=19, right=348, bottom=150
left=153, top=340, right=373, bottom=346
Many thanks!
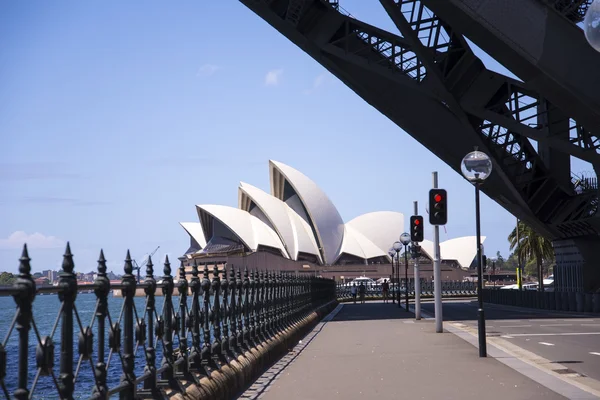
left=392, top=256, right=396, bottom=304
left=516, top=218, right=522, bottom=291
left=475, top=184, right=487, bottom=357
left=414, top=201, right=421, bottom=320
left=404, top=246, right=409, bottom=312
left=432, top=172, right=443, bottom=333
left=396, top=250, right=401, bottom=308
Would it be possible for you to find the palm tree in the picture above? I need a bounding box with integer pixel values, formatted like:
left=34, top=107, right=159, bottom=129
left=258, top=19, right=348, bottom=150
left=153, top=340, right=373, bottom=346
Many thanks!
left=508, top=221, right=554, bottom=291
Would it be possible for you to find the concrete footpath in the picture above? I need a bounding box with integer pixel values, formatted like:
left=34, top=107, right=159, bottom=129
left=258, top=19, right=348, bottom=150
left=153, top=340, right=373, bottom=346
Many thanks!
left=240, top=302, right=596, bottom=400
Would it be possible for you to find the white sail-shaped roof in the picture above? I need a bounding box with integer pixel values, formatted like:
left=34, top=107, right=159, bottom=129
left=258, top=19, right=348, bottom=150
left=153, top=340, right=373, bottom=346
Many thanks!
left=270, top=160, right=344, bottom=265
left=417, top=237, right=485, bottom=269
left=196, top=204, right=289, bottom=258
left=335, top=224, right=388, bottom=262
left=180, top=222, right=207, bottom=249
left=238, top=182, right=322, bottom=263
left=420, top=239, right=434, bottom=260
left=440, top=236, right=486, bottom=270
left=346, top=211, right=405, bottom=254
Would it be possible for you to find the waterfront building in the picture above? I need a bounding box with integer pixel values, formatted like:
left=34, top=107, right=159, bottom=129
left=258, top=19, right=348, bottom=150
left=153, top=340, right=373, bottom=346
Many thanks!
left=180, top=160, right=484, bottom=281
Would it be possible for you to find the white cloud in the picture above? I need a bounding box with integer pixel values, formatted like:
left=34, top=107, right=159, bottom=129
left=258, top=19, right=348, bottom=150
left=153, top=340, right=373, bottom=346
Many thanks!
left=0, top=231, right=65, bottom=250
left=303, top=73, right=330, bottom=94
left=265, top=69, right=283, bottom=86
left=197, top=64, right=219, bottom=77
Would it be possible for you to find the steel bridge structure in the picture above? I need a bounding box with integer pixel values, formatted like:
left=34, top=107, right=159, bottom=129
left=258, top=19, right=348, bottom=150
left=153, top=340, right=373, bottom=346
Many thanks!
left=239, top=0, right=600, bottom=291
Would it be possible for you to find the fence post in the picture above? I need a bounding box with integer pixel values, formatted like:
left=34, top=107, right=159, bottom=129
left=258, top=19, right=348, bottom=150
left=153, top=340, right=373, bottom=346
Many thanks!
left=211, top=264, right=223, bottom=365
left=243, top=268, right=252, bottom=348
left=92, top=250, right=110, bottom=399
left=188, top=260, right=202, bottom=371
left=161, top=256, right=175, bottom=385
left=265, top=271, right=272, bottom=338
left=228, top=265, right=240, bottom=357
left=221, top=264, right=231, bottom=359
left=249, top=270, right=258, bottom=344
left=257, top=270, right=266, bottom=342
left=58, top=243, right=77, bottom=400
left=200, top=263, right=214, bottom=374
left=119, top=251, right=137, bottom=400
left=142, top=256, right=158, bottom=395
left=177, top=260, right=189, bottom=377
left=236, top=268, right=245, bottom=351
left=13, top=245, right=36, bottom=400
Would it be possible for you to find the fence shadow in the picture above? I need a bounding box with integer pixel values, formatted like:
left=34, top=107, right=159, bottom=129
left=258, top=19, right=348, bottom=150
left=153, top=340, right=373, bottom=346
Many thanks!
left=332, top=301, right=415, bottom=322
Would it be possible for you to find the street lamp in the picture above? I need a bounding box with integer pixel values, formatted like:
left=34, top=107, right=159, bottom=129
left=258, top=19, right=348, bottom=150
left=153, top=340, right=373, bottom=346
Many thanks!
left=461, top=148, right=493, bottom=358
left=399, top=233, right=411, bottom=312
left=584, top=0, right=600, bottom=52
left=388, top=248, right=396, bottom=304
left=392, top=241, right=403, bottom=308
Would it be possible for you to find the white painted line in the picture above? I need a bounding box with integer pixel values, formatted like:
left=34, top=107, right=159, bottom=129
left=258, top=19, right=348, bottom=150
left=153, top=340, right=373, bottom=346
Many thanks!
left=590, top=352, right=600, bottom=356
left=501, top=335, right=514, bottom=338
left=403, top=320, right=415, bottom=324
left=498, top=325, right=532, bottom=328
left=507, top=332, right=600, bottom=337
left=539, top=342, right=555, bottom=346
left=540, top=324, right=572, bottom=327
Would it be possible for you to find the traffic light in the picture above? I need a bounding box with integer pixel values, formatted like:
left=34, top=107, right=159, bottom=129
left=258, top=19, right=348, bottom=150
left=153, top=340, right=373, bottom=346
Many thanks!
left=410, top=215, right=424, bottom=242
left=429, top=188, right=448, bottom=225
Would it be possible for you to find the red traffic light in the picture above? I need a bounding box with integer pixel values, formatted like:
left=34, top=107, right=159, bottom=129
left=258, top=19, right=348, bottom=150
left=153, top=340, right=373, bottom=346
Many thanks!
left=414, top=219, right=420, bottom=225
left=434, top=193, right=442, bottom=202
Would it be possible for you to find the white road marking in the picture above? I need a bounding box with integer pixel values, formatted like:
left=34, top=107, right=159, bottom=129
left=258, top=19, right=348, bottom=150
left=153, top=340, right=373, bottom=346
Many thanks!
left=539, top=342, right=555, bottom=346
left=501, top=335, right=514, bottom=338
left=498, top=325, right=532, bottom=328
left=506, top=332, right=600, bottom=337
left=581, top=324, right=600, bottom=327
left=540, top=324, right=572, bottom=327
left=590, top=352, right=600, bottom=356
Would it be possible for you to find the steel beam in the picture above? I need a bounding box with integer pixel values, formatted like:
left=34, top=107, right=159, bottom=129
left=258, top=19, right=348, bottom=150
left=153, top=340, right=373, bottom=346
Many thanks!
left=422, top=0, right=600, bottom=136
left=239, top=0, right=598, bottom=239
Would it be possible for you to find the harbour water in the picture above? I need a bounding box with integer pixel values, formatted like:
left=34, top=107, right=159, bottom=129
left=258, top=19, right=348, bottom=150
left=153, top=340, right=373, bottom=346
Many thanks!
left=0, top=292, right=193, bottom=399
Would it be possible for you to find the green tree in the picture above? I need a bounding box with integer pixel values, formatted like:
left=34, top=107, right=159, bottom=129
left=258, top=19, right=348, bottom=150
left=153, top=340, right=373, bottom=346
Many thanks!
left=508, top=221, right=554, bottom=291
left=0, top=272, right=17, bottom=285
left=495, top=251, right=505, bottom=270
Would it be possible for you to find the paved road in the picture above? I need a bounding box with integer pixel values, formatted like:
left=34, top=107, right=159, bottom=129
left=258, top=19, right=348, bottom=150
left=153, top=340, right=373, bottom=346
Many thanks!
left=246, top=302, right=567, bottom=400
left=421, top=300, right=600, bottom=381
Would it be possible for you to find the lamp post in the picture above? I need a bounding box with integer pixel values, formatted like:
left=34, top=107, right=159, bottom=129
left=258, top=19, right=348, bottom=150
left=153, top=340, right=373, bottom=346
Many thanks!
left=461, top=148, right=493, bottom=357
left=388, top=248, right=396, bottom=304
left=399, top=233, right=411, bottom=312
left=393, top=241, right=403, bottom=308
left=584, top=0, right=600, bottom=52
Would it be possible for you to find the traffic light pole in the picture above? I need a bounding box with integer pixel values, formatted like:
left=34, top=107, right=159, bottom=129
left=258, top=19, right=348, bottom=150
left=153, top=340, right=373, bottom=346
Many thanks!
left=414, top=201, right=421, bottom=320
left=404, top=246, right=409, bottom=312
left=475, top=183, right=487, bottom=357
left=432, top=172, right=443, bottom=333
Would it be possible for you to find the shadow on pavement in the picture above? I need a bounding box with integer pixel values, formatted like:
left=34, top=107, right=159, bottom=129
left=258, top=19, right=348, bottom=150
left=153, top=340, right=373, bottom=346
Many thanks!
left=332, top=301, right=415, bottom=321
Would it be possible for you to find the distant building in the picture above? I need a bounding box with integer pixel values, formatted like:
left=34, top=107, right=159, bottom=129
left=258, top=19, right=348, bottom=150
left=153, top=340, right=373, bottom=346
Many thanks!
left=35, top=277, right=50, bottom=286
left=181, top=160, right=404, bottom=266
left=179, top=160, right=485, bottom=280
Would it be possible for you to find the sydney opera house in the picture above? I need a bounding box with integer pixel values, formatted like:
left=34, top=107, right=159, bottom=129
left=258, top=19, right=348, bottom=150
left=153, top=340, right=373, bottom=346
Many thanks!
left=180, top=160, right=484, bottom=281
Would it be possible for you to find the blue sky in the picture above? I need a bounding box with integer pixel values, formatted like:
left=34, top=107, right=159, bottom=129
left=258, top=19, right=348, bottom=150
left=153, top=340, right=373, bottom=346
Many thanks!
left=0, top=1, right=590, bottom=275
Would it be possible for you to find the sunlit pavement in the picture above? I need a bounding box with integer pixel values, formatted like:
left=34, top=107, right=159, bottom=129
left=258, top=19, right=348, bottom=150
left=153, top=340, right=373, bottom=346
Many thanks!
left=243, top=301, right=569, bottom=400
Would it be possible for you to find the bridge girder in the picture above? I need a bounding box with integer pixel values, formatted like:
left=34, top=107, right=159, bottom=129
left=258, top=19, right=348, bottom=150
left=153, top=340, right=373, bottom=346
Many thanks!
left=239, top=0, right=599, bottom=241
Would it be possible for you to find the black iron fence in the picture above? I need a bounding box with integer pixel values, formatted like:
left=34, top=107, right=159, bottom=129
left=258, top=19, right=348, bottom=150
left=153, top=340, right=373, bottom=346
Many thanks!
left=482, top=288, right=600, bottom=313
left=336, top=280, right=478, bottom=300
left=0, top=244, right=336, bottom=399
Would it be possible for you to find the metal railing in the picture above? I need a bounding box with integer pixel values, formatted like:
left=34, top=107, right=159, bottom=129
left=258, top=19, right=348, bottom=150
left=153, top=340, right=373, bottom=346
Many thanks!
left=335, top=280, right=478, bottom=300
left=483, top=288, right=600, bottom=313
left=0, top=243, right=336, bottom=399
